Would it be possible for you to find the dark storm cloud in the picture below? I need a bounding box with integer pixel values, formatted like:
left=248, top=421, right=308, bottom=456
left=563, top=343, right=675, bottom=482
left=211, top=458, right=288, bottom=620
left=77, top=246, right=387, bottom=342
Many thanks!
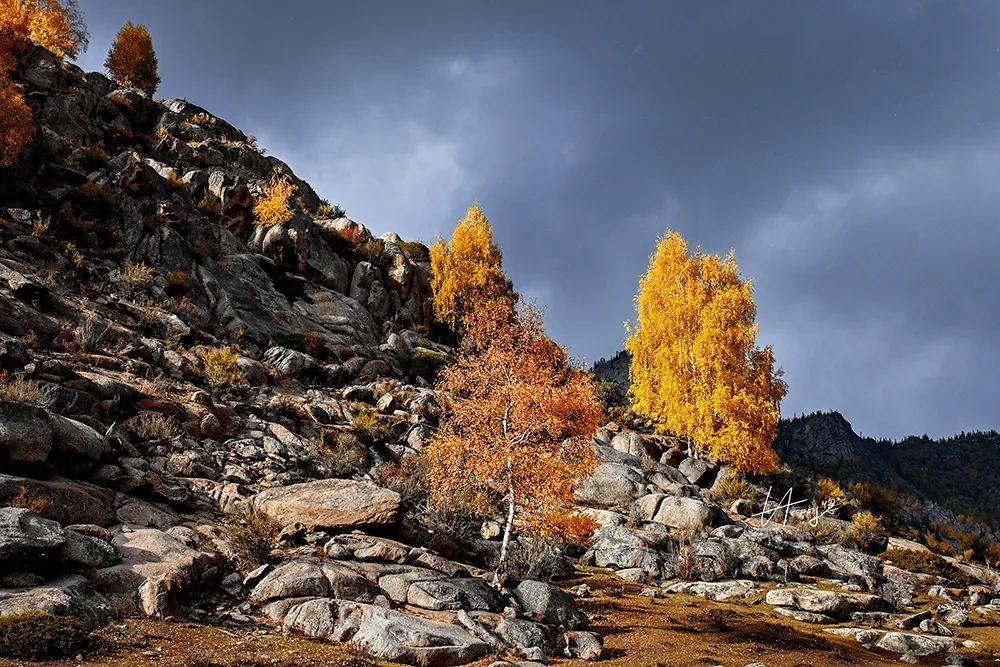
left=77, top=0, right=1000, bottom=438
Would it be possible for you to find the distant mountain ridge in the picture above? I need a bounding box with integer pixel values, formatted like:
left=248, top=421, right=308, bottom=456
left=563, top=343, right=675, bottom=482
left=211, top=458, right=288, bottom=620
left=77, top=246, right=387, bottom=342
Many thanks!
left=592, top=351, right=1000, bottom=533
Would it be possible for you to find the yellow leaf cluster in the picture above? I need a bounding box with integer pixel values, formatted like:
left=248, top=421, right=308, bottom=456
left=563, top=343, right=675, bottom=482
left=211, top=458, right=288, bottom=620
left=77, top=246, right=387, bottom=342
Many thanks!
left=253, top=174, right=295, bottom=227
left=0, top=0, right=86, bottom=167
left=424, top=300, right=602, bottom=552
left=105, top=22, right=159, bottom=94
left=0, top=0, right=85, bottom=60
left=0, top=71, right=32, bottom=166
left=626, top=230, right=787, bottom=474
left=429, top=204, right=516, bottom=330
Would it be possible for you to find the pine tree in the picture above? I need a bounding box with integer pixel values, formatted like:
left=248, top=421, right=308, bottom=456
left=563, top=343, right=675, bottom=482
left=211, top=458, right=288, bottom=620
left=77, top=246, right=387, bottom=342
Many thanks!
left=626, top=230, right=786, bottom=474
left=104, top=22, right=159, bottom=94
left=429, top=204, right=516, bottom=331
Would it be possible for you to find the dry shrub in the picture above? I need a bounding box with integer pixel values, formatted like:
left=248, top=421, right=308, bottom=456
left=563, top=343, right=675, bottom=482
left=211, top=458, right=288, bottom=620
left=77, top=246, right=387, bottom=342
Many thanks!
left=74, top=313, right=109, bottom=353
left=200, top=346, right=247, bottom=389
left=712, top=474, right=750, bottom=505
left=222, top=504, right=280, bottom=570
left=0, top=373, right=39, bottom=404
left=877, top=548, right=974, bottom=587
left=9, top=486, right=53, bottom=517
left=31, top=217, right=50, bottom=238
left=126, top=411, right=177, bottom=441
left=0, top=611, right=90, bottom=660
left=253, top=174, right=295, bottom=227
left=63, top=242, right=85, bottom=268
left=189, top=112, right=212, bottom=126
left=317, top=200, right=346, bottom=219
left=492, top=535, right=572, bottom=582
left=324, top=431, right=368, bottom=477
left=78, top=143, right=109, bottom=170
left=79, top=182, right=114, bottom=202
left=844, top=510, right=886, bottom=553
left=120, top=260, right=156, bottom=297
left=676, top=540, right=696, bottom=581
left=816, top=477, right=847, bottom=504
left=804, top=518, right=845, bottom=545
left=350, top=407, right=386, bottom=444
left=197, top=192, right=221, bottom=216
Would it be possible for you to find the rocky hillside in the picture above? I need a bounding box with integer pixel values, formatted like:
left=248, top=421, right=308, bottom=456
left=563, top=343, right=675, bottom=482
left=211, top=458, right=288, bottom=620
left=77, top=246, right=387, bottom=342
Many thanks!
left=1, top=45, right=999, bottom=667
left=776, top=412, right=1000, bottom=534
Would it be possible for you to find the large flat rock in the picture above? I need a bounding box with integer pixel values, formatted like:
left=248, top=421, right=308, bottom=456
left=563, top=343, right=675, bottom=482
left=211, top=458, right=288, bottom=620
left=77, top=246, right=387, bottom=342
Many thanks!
left=253, top=478, right=400, bottom=530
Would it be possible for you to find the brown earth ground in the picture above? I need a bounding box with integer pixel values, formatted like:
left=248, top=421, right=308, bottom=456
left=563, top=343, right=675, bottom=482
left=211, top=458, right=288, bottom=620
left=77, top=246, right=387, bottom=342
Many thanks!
left=4, top=572, right=998, bottom=667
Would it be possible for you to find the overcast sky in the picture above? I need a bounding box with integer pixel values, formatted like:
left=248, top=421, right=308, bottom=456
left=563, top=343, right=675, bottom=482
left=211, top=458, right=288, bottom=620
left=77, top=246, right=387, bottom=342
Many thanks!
left=77, top=1, right=999, bottom=439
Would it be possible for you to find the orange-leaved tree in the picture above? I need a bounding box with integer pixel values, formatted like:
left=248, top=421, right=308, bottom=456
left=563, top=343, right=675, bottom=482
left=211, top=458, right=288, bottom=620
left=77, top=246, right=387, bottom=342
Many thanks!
left=0, top=0, right=86, bottom=166
left=104, top=22, right=159, bottom=94
left=0, top=0, right=86, bottom=61
left=0, top=70, right=32, bottom=166
left=424, top=299, right=602, bottom=584
left=429, top=203, right=516, bottom=331
left=626, top=230, right=786, bottom=474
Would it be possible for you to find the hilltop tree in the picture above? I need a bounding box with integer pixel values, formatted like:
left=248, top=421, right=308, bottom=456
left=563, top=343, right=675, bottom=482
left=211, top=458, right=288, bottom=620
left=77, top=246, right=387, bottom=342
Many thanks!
left=104, top=22, right=159, bottom=94
left=424, top=300, right=602, bottom=584
left=429, top=204, right=516, bottom=331
left=626, top=230, right=786, bottom=474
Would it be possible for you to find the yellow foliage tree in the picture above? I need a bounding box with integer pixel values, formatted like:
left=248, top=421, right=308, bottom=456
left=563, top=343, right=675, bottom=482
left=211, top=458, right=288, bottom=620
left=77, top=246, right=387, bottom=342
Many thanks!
left=0, top=70, right=32, bottom=166
left=253, top=174, right=295, bottom=227
left=424, top=300, right=602, bottom=583
left=0, top=0, right=86, bottom=60
left=0, top=0, right=85, bottom=166
left=429, top=204, right=516, bottom=331
left=626, top=230, right=786, bottom=474
left=104, top=22, right=159, bottom=94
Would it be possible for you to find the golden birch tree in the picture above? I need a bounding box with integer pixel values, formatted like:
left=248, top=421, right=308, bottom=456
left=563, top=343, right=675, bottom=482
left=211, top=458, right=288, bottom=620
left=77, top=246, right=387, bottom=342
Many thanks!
left=424, top=300, right=602, bottom=583
left=429, top=204, right=516, bottom=331
left=626, top=230, right=786, bottom=474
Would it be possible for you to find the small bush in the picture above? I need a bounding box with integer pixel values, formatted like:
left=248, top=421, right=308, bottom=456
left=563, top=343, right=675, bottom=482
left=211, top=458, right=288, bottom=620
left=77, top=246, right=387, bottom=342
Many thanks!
left=493, top=536, right=571, bottom=582
left=804, top=518, right=845, bottom=545
left=324, top=432, right=368, bottom=477
left=222, top=504, right=280, bottom=570
left=79, top=182, right=115, bottom=203
left=404, top=350, right=447, bottom=382
left=350, top=408, right=386, bottom=444
left=0, top=373, right=40, bottom=404
left=816, top=477, right=847, bottom=505
left=8, top=486, right=53, bottom=517
left=712, top=474, right=750, bottom=505
left=31, top=217, right=50, bottom=238
left=189, top=112, right=212, bottom=126
left=878, top=548, right=974, bottom=587
left=74, top=314, right=110, bottom=353
left=399, top=240, right=429, bottom=262
left=317, top=200, right=346, bottom=219
left=0, top=611, right=90, bottom=660
left=120, top=261, right=156, bottom=297
left=844, top=510, right=886, bottom=553
left=125, top=411, right=177, bottom=441
left=79, top=143, right=109, bottom=170
left=200, top=346, right=247, bottom=389
left=253, top=174, right=295, bottom=227
left=197, top=192, right=222, bottom=216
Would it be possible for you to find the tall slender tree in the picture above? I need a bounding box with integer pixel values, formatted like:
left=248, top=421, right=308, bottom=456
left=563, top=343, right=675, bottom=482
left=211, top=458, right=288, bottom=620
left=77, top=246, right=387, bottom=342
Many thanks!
left=626, top=230, right=786, bottom=474
left=424, top=300, right=602, bottom=584
left=429, top=204, right=516, bottom=331
left=104, top=22, right=159, bottom=94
